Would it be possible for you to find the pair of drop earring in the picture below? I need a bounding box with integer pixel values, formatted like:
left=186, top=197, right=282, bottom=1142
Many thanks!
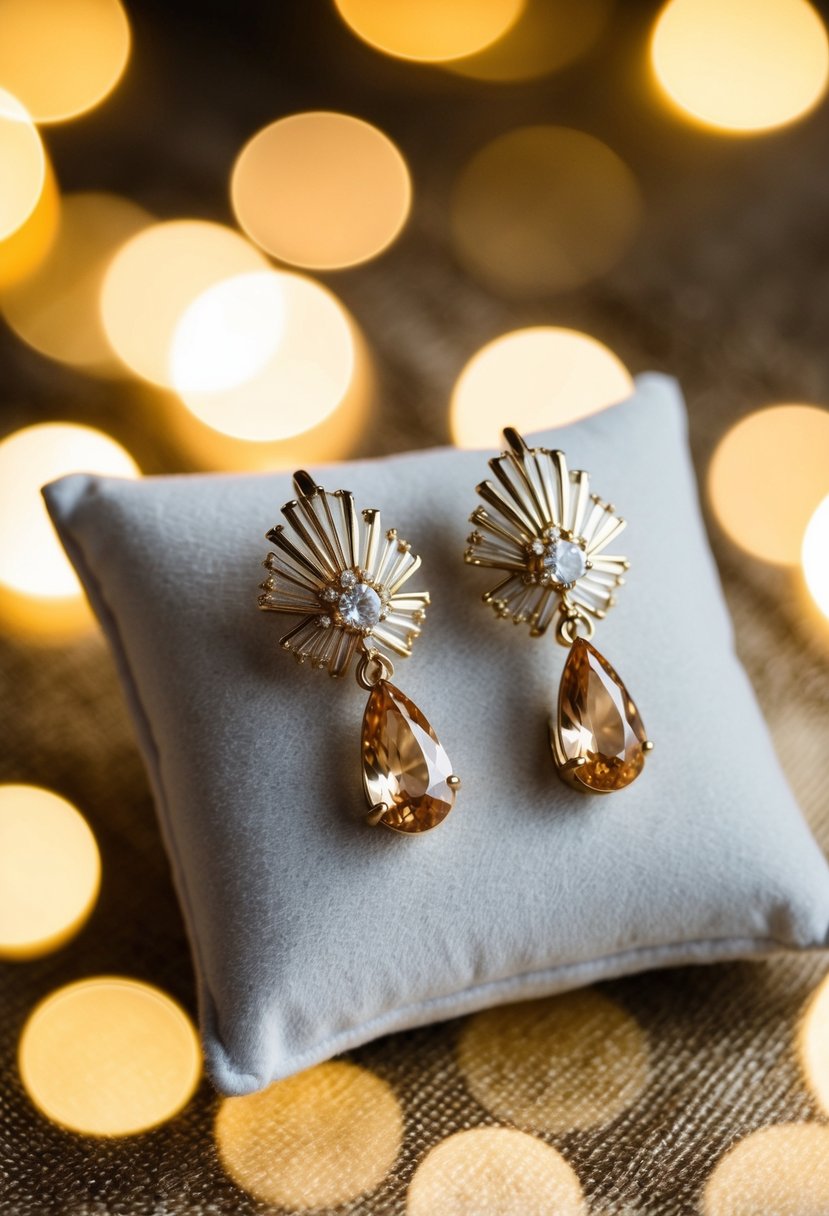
left=258, top=427, right=653, bottom=835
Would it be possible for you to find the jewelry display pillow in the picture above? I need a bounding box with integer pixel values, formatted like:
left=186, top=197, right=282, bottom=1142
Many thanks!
left=44, top=373, right=829, bottom=1095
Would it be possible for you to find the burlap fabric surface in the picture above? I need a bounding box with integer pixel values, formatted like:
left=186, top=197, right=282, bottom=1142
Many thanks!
left=3, top=3, right=829, bottom=1213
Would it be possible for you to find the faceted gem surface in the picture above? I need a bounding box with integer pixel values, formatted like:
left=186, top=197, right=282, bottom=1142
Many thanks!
left=545, top=538, right=586, bottom=585
left=556, top=638, right=647, bottom=791
left=362, top=681, right=456, bottom=833
left=339, top=582, right=381, bottom=630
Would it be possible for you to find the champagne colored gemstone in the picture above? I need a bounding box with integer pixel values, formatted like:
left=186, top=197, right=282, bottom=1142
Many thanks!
left=556, top=638, right=647, bottom=792
left=362, top=681, right=456, bottom=833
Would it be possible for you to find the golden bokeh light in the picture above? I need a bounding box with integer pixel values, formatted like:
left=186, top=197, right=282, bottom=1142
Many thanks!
left=334, top=0, right=524, bottom=62
left=451, top=327, right=633, bottom=449
left=798, top=972, right=829, bottom=1114
left=0, top=585, right=94, bottom=641
left=0, top=160, right=59, bottom=291
left=2, top=193, right=151, bottom=373
left=166, top=327, right=373, bottom=472
left=0, top=0, right=130, bottom=123
left=100, top=219, right=267, bottom=387
left=0, top=89, right=45, bottom=241
left=457, top=991, right=650, bottom=1134
left=19, top=977, right=201, bottom=1136
left=0, top=422, right=139, bottom=600
left=170, top=270, right=286, bottom=396
left=445, top=0, right=611, bottom=84
left=215, top=1060, right=403, bottom=1208
left=703, top=1123, right=829, bottom=1215
left=803, top=496, right=829, bottom=621
left=231, top=112, right=411, bottom=270
left=708, top=404, right=829, bottom=565
left=651, top=0, right=829, bottom=133
left=0, top=785, right=100, bottom=960
left=171, top=270, right=356, bottom=441
left=406, top=1128, right=586, bottom=1216
left=452, top=126, right=641, bottom=296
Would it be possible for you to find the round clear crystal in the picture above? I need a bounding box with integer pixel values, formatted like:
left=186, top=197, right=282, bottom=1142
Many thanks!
left=338, top=582, right=382, bottom=630
left=544, top=539, right=586, bottom=585
left=340, top=570, right=357, bottom=589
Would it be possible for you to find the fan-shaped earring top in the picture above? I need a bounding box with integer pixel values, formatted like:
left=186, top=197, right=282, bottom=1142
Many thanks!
left=259, top=469, right=430, bottom=677
left=465, top=428, right=652, bottom=793
left=465, top=427, right=630, bottom=641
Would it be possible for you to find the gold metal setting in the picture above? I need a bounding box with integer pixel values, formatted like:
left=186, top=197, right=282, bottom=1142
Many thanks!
left=465, top=428, right=651, bottom=794
left=259, top=470, right=430, bottom=679
left=464, top=427, right=629, bottom=637
left=260, top=472, right=459, bottom=832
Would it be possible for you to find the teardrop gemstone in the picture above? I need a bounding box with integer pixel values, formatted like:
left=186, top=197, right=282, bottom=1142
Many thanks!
left=554, top=638, right=649, bottom=792
left=362, top=681, right=457, bottom=833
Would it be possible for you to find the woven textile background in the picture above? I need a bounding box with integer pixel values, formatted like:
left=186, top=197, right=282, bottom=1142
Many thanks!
left=3, top=2, right=829, bottom=1213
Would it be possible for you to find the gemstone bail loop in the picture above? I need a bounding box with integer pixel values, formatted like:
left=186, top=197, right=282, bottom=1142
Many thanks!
left=355, top=646, right=395, bottom=690
left=555, top=599, right=595, bottom=648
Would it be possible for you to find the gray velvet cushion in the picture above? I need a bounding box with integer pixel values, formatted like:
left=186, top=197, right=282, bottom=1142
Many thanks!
left=44, top=373, right=829, bottom=1094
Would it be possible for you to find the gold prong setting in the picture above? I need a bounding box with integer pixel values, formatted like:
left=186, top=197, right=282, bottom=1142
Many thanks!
left=365, top=803, right=388, bottom=827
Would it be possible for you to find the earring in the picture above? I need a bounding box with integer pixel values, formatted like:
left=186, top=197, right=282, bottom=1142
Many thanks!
left=258, top=470, right=460, bottom=833
left=464, top=428, right=652, bottom=793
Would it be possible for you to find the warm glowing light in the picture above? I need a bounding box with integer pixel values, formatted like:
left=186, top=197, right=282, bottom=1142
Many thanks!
left=0, top=0, right=130, bottom=123
left=803, top=496, right=829, bottom=619
left=0, top=160, right=59, bottom=290
left=708, top=405, right=829, bottom=565
left=171, top=270, right=356, bottom=442
left=800, top=973, right=829, bottom=1113
left=2, top=193, right=151, bottom=372
left=170, top=270, right=285, bottom=395
left=651, top=0, right=829, bottom=133
left=0, top=89, right=45, bottom=241
left=451, top=328, right=633, bottom=449
left=457, top=992, right=650, bottom=1134
left=19, top=977, right=201, bottom=1136
left=166, top=329, right=373, bottom=473
left=452, top=126, right=641, bottom=296
left=334, top=0, right=523, bottom=62
left=0, top=423, right=139, bottom=599
left=215, top=1061, right=402, bottom=1207
left=703, top=1124, right=829, bottom=1214
left=407, top=1128, right=586, bottom=1216
left=0, top=785, right=100, bottom=959
left=0, top=586, right=94, bottom=641
left=101, top=220, right=267, bottom=387
left=445, top=0, right=611, bottom=82
left=231, top=112, right=411, bottom=270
